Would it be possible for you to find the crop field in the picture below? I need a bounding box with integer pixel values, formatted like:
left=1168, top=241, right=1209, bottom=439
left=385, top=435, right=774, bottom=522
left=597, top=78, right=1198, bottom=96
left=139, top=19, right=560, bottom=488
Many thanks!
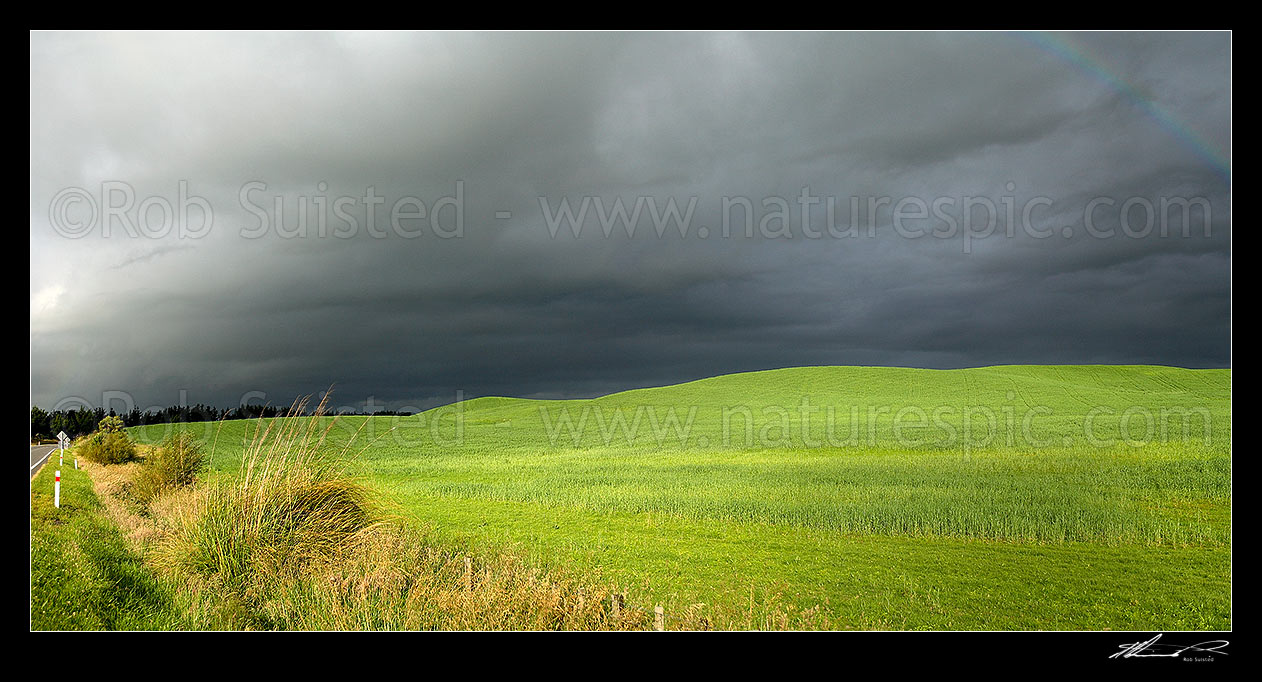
left=130, top=365, right=1231, bottom=630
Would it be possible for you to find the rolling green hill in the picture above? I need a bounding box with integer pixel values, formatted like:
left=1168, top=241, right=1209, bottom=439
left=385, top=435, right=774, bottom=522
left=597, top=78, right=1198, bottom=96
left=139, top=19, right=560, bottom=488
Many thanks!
left=131, top=365, right=1231, bottom=629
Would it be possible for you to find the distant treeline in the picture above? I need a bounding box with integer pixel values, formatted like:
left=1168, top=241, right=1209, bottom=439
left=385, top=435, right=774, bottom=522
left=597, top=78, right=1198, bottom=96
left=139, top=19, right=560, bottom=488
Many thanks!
left=29, top=403, right=414, bottom=441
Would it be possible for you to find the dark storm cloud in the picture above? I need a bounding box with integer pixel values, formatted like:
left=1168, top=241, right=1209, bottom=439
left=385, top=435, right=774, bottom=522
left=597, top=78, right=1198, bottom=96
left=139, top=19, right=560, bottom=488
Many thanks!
left=30, top=31, right=1231, bottom=411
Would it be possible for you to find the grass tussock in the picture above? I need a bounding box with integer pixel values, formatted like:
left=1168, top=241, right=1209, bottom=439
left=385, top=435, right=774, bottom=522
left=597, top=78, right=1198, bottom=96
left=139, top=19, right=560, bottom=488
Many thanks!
left=152, top=396, right=376, bottom=593
left=133, top=432, right=209, bottom=505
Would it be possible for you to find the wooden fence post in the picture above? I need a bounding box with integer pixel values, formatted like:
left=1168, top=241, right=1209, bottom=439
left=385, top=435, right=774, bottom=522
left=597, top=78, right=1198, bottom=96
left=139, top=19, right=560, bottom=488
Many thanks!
left=611, top=593, right=623, bottom=621
left=464, top=556, right=473, bottom=593
left=654, top=604, right=664, bottom=631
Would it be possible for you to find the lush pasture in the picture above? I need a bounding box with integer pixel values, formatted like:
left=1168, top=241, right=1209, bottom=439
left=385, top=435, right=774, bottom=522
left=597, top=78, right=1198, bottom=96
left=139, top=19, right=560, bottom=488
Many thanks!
left=131, top=365, right=1231, bottom=629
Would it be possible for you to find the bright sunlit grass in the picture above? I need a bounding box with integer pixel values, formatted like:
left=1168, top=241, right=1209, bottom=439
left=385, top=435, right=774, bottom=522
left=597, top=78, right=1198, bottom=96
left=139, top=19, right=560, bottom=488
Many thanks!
left=123, top=364, right=1230, bottom=629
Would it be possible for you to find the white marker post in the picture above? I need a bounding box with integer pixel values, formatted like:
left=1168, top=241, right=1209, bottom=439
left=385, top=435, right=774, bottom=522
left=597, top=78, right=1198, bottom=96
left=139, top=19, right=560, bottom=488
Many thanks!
left=57, top=430, right=68, bottom=467
left=54, top=471, right=61, bottom=509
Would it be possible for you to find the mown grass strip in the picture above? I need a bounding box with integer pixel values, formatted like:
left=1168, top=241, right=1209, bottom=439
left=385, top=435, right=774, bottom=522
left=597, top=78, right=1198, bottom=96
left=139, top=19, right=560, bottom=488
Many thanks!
left=30, top=460, right=182, bottom=630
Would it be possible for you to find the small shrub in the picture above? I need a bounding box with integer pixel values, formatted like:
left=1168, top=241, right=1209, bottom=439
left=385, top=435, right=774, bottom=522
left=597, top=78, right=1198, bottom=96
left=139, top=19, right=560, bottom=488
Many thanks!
left=134, top=432, right=208, bottom=505
left=98, top=415, right=125, bottom=433
left=79, top=430, right=138, bottom=465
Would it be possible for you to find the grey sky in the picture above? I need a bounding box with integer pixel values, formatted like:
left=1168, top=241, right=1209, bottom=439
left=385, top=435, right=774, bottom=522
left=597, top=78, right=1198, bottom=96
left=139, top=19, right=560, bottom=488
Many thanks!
left=29, top=31, right=1231, bottom=412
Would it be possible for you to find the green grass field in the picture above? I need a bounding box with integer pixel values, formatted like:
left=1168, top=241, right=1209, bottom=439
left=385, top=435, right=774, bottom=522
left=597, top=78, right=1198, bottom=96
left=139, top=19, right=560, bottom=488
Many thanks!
left=30, top=462, right=182, bottom=630
left=126, top=365, right=1231, bottom=630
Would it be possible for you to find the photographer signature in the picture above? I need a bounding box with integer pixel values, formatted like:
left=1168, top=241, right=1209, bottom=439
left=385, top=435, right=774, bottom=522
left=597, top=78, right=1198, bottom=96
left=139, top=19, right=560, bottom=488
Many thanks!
left=1110, top=634, right=1230, bottom=659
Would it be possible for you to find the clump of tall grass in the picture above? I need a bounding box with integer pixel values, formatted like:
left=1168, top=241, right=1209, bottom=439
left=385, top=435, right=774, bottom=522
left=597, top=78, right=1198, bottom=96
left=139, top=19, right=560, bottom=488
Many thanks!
left=153, top=395, right=376, bottom=593
left=78, top=430, right=139, bottom=465
left=133, top=432, right=209, bottom=505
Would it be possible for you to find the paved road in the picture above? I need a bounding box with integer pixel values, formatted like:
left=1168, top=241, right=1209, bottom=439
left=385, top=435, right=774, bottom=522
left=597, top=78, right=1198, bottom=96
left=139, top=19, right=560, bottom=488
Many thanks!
left=30, top=445, right=58, bottom=480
